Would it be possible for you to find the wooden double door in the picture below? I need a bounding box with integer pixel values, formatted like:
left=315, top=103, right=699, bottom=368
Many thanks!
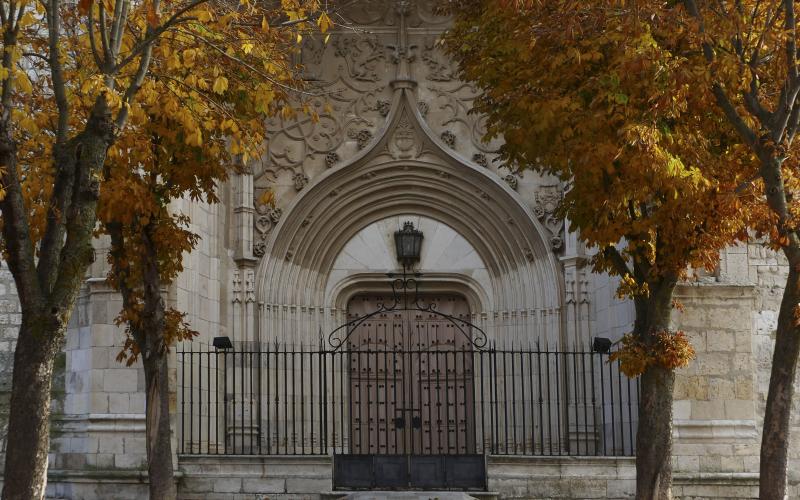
left=346, top=293, right=477, bottom=457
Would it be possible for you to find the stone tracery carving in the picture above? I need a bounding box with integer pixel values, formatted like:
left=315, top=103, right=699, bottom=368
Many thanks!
left=299, top=35, right=326, bottom=80
left=253, top=204, right=283, bottom=257
left=337, top=0, right=452, bottom=28
left=533, top=185, right=565, bottom=252
left=245, top=270, right=256, bottom=303
left=333, top=36, right=386, bottom=82
left=232, top=269, right=242, bottom=303
left=249, top=0, right=555, bottom=264
left=424, top=84, right=501, bottom=164
left=422, top=38, right=455, bottom=81
left=376, top=99, right=392, bottom=117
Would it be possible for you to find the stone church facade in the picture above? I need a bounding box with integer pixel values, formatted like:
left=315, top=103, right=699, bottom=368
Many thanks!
left=0, top=1, right=799, bottom=498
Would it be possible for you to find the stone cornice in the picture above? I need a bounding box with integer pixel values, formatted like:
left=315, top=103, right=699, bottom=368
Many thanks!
left=673, top=419, right=758, bottom=442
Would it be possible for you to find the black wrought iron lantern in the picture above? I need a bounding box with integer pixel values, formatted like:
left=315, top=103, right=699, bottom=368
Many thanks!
left=394, top=221, right=423, bottom=269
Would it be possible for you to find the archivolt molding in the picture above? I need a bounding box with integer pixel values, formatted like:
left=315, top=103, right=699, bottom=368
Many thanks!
left=327, top=272, right=492, bottom=316
left=256, top=89, right=563, bottom=322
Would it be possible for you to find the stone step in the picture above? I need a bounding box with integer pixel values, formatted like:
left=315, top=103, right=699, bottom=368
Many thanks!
left=321, top=492, right=499, bottom=500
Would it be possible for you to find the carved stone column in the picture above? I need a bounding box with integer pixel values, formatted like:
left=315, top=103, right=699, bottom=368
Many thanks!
left=232, top=168, right=256, bottom=263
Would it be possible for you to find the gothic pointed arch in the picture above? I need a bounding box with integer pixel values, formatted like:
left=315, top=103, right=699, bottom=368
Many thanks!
left=254, top=89, right=564, bottom=345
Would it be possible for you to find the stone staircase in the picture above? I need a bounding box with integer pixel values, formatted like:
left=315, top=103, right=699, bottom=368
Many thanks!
left=321, top=492, right=499, bottom=500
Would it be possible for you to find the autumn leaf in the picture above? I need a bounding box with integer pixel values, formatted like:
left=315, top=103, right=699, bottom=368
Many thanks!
left=146, top=2, right=159, bottom=27
left=212, top=75, right=228, bottom=94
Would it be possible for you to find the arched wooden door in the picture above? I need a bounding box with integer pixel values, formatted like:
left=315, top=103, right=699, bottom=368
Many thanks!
left=339, top=293, right=483, bottom=489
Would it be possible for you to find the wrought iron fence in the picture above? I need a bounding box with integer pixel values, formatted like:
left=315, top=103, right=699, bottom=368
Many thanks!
left=177, top=342, right=638, bottom=457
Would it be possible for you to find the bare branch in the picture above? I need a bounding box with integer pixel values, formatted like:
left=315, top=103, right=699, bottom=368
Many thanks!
left=112, top=0, right=210, bottom=72
left=87, top=4, right=106, bottom=70
left=765, top=0, right=800, bottom=142
left=115, top=31, right=154, bottom=129
left=108, top=0, right=124, bottom=58
left=45, top=0, right=69, bottom=143
left=785, top=0, right=797, bottom=80
left=98, top=2, right=112, bottom=64
left=683, top=0, right=760, bottom=147
left=183, top=29, right=322, bottom=96
left=603, top=245, right=633, bottom=278
left=0, top=156, right=44, bottom=306
left=713, top=83, right=759, bottom=146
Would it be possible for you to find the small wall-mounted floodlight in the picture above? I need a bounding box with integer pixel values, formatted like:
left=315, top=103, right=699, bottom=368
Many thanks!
left=212, top=336, right=233, bottom=350
left=593, top=337, right=612, bottom=354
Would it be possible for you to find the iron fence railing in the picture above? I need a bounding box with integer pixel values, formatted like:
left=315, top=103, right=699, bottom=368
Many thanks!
left=177, top=343, right=638, bottom=457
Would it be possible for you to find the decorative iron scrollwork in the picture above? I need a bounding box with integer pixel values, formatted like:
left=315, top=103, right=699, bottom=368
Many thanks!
left=327, top=270, right=489, bottom=351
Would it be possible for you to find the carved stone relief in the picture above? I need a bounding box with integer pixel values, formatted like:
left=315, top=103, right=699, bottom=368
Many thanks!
left=503, top=174, right=519, bottom=191
left=325, top=152, right=340, bottom=168
left=337, top=0, right=451, bottom=28
left=388, top=112, right=422, bottom=159
left=245, top=270, right=256, bottom=303
left=293, top=172, right=310, bottom=191
left=353, top=129, right=374, bottom=150
left=422, top=38, right=456, bottom=81
left=440, top=130, right=456, bottom=149
left=248, top=0, right=551, bottom=262
left=333, top=36, right=387, bottom=83
left=422, top=83, right=501, bottom=165
left=472, top=153, right=488, bottom=168
left=564, top=268, right=576, bottom=304
left=533, top=184, right=565, bottom=252
left=253, top=204, right=283, bottom=257
left=232, top=269, right=242, bottom=304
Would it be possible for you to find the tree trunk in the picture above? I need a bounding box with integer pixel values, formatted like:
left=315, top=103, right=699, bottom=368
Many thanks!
left=0, top=96, right=113, bottom=500
left=759, top=264, right=800, bottom=500
left=636, top=364, right=675, bottom=500
left=142, top=351, right=176, bottom=500
left=2, top=317, right=63, bottom=500
left=634, top=281, right=677, bottom=500
left=132, top=223, right=176, bottom=500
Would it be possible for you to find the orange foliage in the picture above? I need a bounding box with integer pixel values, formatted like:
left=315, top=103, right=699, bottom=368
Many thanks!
left=609, top=331, right=696, bottom=378
left=0, top=0, right=326, bottom=362
left=442, top=1, right=762, bottom=298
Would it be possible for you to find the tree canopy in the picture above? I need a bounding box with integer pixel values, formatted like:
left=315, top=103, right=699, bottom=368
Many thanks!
left=0, top=0, right=325, bottom=496
left=440, top=1, right=763, bottom=498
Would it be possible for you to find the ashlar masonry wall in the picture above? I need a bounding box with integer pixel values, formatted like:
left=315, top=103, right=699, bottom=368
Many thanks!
left=0, top=262, right=20, bottom=470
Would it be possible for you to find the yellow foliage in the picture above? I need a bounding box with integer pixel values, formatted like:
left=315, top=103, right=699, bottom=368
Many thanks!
left=0, top=0, right=324, bottom=362
left=441, top=0, right=762, bottom=300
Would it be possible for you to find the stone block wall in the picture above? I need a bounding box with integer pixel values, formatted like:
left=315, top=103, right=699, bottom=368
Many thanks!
left=50, top=282, right=149, bottom=475
left=0, top=262, right=20, bottom=469
left=670, top=283, right=762, bottom=497
left=179, top=456, right=333, bottom=500
left=746, top=243, right=800, bottom=494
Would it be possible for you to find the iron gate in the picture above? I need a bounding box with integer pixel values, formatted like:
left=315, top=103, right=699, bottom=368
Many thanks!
left=177, top=340, right=639, bottom=489
left=335, top=293, right=482, bottom=488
